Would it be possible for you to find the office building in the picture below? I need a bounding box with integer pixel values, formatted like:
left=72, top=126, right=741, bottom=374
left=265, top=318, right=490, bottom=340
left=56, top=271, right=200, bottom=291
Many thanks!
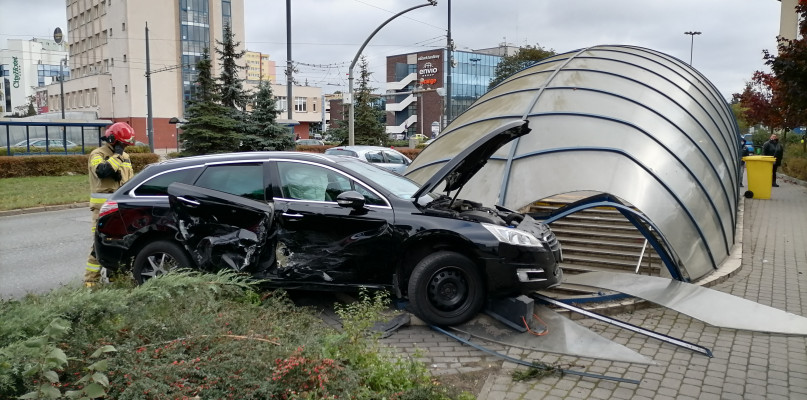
left=45, top=0, right=245, bottom=149
left=245, top=50, right=276, bottom=83
left=0, top=38, right=68, bottom=116
left=244, top=81, right=325, bottom=138
left=385, top=48, right=502, bottom=139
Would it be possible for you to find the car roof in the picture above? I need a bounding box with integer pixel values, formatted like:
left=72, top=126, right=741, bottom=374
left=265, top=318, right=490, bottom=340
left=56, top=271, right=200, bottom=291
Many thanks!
left=144, top=151, right=332, bottom=171
left=326, top=145, right=398, bottom=152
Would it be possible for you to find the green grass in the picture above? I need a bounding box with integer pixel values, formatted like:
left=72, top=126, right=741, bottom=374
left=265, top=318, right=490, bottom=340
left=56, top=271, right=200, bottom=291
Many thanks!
left=0, top=174, right=88, bottom=210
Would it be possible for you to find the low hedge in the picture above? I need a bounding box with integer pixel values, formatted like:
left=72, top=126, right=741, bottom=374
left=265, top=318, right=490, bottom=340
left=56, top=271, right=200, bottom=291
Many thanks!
left=0, top=144, right=154, bottom=156
left=0, top=153, right=160, bottom=179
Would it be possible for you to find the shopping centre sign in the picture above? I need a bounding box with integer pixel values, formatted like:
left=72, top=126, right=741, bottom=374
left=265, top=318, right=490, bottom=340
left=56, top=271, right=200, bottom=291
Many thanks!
left=12, top=57, right=21, bottom=88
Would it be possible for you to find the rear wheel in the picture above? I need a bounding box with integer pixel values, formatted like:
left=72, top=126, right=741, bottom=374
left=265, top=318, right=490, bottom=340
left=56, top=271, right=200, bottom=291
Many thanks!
left=133, top=241, right=192, bottom=284
left=407, top=251, right=484, bottom=326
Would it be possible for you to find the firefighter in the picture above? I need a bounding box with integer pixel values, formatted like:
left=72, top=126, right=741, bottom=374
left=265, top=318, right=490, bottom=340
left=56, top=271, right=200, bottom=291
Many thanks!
left=85, top=122, right=136, bottom=286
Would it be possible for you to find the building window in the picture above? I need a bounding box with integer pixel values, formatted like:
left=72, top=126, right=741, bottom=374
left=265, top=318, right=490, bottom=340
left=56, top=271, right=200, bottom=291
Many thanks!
left=122, top=22, right=125, bottom=31
left=313, top=99, right=317, bottom=112
left=294, top=97, right=306, bottom=112
left=124, top=85, right=128, bottom=93
left=123, top=54, right=126, bottom=62
left=276, top=96, right=287, bottom=112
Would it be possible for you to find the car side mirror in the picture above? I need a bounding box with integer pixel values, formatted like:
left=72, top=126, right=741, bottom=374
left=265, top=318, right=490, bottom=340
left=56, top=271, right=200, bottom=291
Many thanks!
left=336, top=191, right=366, bottom=209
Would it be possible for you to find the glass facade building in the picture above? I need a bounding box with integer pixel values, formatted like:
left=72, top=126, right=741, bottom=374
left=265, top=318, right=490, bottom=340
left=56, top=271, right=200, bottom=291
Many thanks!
left=385, top=49, right=501, bottom=138
left=180, top=0, right=212, bottom=108
left=449, top=51, right=500, bottom=120
left=37, top=64, right=69, bottom=87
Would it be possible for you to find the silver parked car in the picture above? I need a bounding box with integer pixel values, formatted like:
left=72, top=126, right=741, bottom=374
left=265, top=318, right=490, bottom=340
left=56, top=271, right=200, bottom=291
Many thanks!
left=13, top=138, right=78, bottom=148
left=295, top=139, right=325, bottom=146
left=324, top=145, right=412, bottom=174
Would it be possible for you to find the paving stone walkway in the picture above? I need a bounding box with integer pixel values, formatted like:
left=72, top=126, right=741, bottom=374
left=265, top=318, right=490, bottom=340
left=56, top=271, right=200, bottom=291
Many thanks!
left=381, top=175, right=807, bottom=399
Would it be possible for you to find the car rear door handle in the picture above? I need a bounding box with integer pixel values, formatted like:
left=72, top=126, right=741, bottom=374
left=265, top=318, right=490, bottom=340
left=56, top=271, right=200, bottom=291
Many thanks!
left=176, top=196, right=200, bottom=206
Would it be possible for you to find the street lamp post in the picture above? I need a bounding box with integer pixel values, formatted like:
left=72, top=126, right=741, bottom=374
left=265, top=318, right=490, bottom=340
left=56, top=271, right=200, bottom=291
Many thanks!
left=54, top=27, right=65, bottom=120
left=348, top=0, right=437, bottom=146
left=684, top=31, right=701, bottom=65
left=59, top=58, right=66, bottom=119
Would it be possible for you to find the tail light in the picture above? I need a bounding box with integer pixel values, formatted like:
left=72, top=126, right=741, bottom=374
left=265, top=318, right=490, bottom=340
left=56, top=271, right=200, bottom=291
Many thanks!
left=99, top=201, right=119, bottom=217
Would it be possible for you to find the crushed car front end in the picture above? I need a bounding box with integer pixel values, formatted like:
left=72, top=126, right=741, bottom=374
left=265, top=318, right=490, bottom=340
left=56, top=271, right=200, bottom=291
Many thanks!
left=419, top=196, right=563, bottom=296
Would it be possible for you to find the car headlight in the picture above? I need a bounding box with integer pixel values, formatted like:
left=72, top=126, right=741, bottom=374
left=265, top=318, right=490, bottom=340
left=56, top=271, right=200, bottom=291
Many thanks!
left=482, top=223, right=542, bottom=247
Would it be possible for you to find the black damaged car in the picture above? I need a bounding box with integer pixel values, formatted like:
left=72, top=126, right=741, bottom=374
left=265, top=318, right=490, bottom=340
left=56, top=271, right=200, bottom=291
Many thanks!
left=94, top=120, right=562, bottom=325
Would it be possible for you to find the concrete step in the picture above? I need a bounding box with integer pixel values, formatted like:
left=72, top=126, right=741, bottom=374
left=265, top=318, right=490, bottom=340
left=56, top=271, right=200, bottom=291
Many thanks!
left=559, top=236, right=658, bottom=254
left=561, top=253, right=661, bottom=274
left=550, top=227, right=647, bottom=243
left=562, top=244, right=656, bottom=261
left=526, top=196, right=664, bottom=307
left=549, top=220, right=639, bottom=234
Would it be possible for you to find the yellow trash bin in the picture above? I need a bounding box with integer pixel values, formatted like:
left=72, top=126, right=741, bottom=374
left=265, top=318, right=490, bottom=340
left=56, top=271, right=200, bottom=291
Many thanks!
left=742, top=155, right=776, bottom=199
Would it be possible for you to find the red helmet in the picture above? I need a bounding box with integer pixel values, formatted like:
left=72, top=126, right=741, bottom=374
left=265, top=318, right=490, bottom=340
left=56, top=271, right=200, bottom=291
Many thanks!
left=104, top=122, right=136, bottom=146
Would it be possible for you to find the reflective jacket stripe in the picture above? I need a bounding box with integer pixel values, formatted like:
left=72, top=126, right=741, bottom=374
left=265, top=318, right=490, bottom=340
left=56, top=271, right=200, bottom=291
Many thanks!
left=90, top=193, right=109, bottom=204
left=107, top=156, right=123, bottom=170
left=90, top=154, right=105, bottom=167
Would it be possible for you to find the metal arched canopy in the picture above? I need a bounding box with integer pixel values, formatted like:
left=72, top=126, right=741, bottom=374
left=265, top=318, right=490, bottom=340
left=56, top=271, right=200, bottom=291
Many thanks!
left=405, top=44, right=741, bottom=281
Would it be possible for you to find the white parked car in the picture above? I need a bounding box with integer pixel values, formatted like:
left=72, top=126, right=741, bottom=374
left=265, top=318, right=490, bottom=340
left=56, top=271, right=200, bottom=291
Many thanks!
left=324, top=145, right=412, bottom=174
left=13, top=138, right=78, bottom=148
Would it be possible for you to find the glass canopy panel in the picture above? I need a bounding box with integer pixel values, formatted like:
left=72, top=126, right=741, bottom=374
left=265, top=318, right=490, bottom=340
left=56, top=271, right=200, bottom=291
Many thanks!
left=406, top=45, right=740, bottom=281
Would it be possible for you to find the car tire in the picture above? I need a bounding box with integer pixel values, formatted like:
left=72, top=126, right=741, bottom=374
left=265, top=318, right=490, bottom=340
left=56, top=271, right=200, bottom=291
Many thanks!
left=407, top=251, right=485, bottom=326
left=133, top=241, right=193, bottom=284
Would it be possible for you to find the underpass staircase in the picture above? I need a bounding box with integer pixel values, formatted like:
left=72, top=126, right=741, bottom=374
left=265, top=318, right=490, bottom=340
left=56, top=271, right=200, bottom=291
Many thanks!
left=524, top=195, right=664, bottom=303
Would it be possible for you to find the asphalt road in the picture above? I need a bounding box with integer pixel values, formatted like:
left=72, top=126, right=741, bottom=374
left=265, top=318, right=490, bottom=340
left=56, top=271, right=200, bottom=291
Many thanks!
left=0, top=207, right=89, bottom=300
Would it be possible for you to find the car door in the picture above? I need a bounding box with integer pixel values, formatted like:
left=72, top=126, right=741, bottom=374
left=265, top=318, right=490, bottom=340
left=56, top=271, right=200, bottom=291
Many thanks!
left=381, top=150, right=410, bottom=174
left=270, top=160, right=398, bottom=285
left=167, top=162, right=275, bottom=275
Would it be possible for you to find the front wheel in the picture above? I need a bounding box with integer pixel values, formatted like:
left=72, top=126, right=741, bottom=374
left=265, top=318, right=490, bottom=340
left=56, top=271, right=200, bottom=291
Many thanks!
left=407, top=251, right=485, bottom=326
left=133, top=241, right=193, bottom=284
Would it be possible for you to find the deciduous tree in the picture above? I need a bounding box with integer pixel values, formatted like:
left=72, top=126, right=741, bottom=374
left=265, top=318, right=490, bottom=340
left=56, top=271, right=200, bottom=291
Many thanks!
left=488, top=45, right=555, bottom=90
left=732, top=72, right=787, bottom=135
left=761, top=0, right=807, bottom=150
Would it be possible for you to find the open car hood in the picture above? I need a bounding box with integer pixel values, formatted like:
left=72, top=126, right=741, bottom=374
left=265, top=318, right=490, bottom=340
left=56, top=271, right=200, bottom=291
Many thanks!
left=413, top=120, right=531, bottom=199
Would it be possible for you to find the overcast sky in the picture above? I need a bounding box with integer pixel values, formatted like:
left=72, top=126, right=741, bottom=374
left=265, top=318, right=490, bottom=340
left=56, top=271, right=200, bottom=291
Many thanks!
left=0, top=0, right=785, bottom=100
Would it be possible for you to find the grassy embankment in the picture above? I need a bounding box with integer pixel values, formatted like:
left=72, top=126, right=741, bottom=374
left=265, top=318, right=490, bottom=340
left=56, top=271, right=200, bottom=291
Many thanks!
left=0, top=175, right=88, bottom=211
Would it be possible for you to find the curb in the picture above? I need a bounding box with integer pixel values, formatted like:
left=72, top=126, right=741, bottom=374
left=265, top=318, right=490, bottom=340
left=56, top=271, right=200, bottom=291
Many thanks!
left=0, top=202, right=89, bottom=218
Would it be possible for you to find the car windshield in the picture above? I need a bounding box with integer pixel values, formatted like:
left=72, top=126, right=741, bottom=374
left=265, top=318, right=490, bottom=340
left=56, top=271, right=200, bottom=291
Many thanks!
left=336, top=157, right=420, bottom=198
left=325, top=148, right=357, bottom=157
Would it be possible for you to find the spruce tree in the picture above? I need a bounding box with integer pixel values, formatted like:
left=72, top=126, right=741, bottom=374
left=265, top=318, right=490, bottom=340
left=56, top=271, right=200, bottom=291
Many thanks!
left=180, top=49, right=241, bottom=155
left=242, top=81, right=294, bottom=151
left=353, top=57, right=387, bottom=146
left=216, top=23, right=250, bottom=115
